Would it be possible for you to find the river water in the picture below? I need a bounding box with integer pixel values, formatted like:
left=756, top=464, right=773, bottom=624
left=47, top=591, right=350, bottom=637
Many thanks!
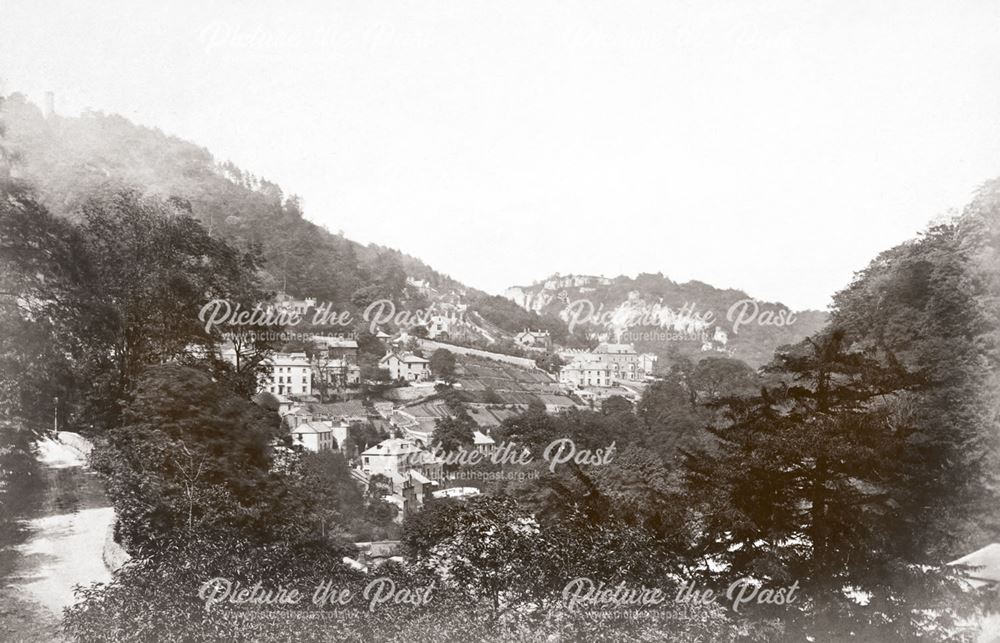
left=0, top=434, right=113, bottom=626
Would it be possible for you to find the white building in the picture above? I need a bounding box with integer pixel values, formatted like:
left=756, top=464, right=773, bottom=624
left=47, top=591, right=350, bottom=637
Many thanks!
left=360, top=438, right=442, bottom=482
left=558, top=343, right=657, bottom=387
left=380, top=352, right=431, bottom=382
left=473, top=430, right=496, bottom=457
left=559, top=359, right=613, bottom=388
left=291, top=421, right=339, bottom=452
left=265, top=352, right=312, bottom=396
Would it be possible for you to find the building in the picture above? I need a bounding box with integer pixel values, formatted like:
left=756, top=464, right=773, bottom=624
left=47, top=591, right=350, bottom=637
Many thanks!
left=291, top=421, right=338, bottom=452
left=431, top=487, right=480, bottom=500
left=273, top=292, right=316, bottom=316
left=264, top=352, right=312, bottom=396
left=514, top=329, right=551, bottom=350
left=399, top=469, right=437, bottom=515
left=473, top=430, right=496, bottom=457
left=309, top=399, right=370, bottom=426
left=559, top=359, right=613, bottom=388
left=312, top=336, right=359, bottom=363
left=537, top=394, right=580, bottom=413
left=701, top=326, right=731, bottom=353
left=592, top=343, right=657, bottom=381
left=405, top=277, right=435, bottom=296
left=425, top=302, right=469, bottom=339
left=360, top=438, right=443, bottom=483
left=380, top=352, right=431, bottom=382
left=558, top=343, right=657, bottom=388
left=314, top=359, right=361, bottom=389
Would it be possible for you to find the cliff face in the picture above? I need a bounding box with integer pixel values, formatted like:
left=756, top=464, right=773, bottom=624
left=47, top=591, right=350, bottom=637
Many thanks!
left=505, top=275, right=613, bottom=312
left=505, top=273, right=828, bottom=367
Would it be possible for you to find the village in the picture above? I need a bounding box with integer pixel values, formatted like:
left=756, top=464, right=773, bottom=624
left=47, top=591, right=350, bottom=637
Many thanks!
left=216, top=289, right=662, bottom=526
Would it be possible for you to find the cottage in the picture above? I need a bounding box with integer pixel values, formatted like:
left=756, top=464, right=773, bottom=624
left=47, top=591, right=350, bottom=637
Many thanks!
left=380, top=352, right=431, bottom=382
left=291, top=421, right=338, bottom=452
left=514, top=329, right=551, bottom=349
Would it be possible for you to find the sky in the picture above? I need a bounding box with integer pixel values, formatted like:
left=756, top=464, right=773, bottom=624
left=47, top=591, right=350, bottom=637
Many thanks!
left=2, top=0, right=1000, bottom=310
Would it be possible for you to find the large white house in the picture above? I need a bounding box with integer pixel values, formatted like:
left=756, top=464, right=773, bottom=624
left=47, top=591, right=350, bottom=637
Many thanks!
left=380, top=352, right=431, bottom=382
left=265, top=352, right=312, bottom=396
left=559, top=358, right=613, bottom=388
left=219, top=347, right=314, bottom=397
left=559, top=343, right=657, bottom=388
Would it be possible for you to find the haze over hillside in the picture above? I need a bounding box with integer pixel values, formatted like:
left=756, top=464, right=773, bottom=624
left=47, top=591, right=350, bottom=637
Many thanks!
left=3, top=92, right=827, bottom=364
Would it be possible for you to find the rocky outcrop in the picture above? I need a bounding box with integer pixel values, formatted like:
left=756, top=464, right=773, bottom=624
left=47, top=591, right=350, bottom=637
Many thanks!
left=102, top=522, right=131, bottom=572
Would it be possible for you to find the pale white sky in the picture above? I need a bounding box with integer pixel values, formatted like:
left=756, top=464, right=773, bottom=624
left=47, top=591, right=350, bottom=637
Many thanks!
left=3, top=0, right=1000, bottom=310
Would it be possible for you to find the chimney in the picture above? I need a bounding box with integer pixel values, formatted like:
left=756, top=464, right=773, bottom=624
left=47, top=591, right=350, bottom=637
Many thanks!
left=43, top=91, right=55, bottom=118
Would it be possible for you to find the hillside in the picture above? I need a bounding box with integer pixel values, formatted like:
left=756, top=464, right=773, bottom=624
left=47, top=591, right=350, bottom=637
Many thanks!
left=505, top=273, right=828, bottom=366
left=1, top=93, right=825, bottom=365
left=0, top=94, right=469, bottom=310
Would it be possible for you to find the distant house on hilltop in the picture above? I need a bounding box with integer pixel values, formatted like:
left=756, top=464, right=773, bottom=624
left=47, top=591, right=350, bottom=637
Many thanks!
left=273, top=292, right=316, bottom=316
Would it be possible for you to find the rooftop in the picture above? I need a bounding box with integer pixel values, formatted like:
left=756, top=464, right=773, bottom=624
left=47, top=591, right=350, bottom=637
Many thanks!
left=312, top=335, right=359, bottom=349
left=291, top=421, right=335, bottom=435
left=362, top=438, right=425, bottom=457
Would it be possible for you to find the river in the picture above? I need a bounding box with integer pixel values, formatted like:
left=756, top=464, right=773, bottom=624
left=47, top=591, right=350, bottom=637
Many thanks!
left=0, top=431, right=114, bottom=640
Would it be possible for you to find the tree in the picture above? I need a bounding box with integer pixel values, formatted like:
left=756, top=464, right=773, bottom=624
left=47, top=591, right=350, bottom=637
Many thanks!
left=535, top=351, right=564, bottom=374
left=429, top=348, right=457, bottom=382
left=417, top=495, right=544, bottom=617
left=689, top=356, right=759, bottom=402
left=683, top=329, right=970, bottom=639
left=0, top=187, right=90, bottom=429
left=93, top=364, right=284, bottom=552
left=1, top=189, right=272, bottom=432
left=601, top=394, right=633, bottom=416
left=831, top=205, right=1000, bottom=558
left=432, top=412, right=477, bottom=461
left=635, top=375, right=711, bottom=463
